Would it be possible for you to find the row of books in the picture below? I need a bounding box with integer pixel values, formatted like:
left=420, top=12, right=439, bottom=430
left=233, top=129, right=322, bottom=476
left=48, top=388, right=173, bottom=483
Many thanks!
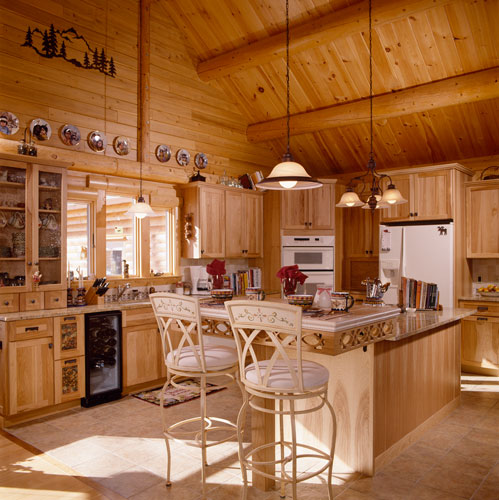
left=401, top=277, right=439, bottom=310
left=226, top=268, right=262, bottom=295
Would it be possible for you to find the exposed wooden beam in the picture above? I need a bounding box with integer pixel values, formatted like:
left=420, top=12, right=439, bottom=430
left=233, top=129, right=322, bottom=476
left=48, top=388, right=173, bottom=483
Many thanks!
left=197, top=0, right=452, bottom=82
left=247, top=67, right=499, bottom=142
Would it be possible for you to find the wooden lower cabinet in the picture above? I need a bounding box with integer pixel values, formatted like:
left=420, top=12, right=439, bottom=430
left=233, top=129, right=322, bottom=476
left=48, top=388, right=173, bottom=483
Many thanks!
left=462, top=315, right=499, bottom=375
left=54, top=356, right=85, bottom=404
left=122, top=324, right=163, bottom=388
left=7, top=337, right=54, bottom=415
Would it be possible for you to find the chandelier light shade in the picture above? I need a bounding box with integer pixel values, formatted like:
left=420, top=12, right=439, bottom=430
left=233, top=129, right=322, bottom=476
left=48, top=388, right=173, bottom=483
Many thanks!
left=336, top=0, right=407, bottom=211
left=256, top=0, right=321, bottom=191
left=126, top=161, right=154, bottom=219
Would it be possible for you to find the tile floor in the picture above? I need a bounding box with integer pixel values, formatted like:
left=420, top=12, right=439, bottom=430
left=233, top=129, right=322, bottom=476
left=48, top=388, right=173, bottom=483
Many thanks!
left=4, top=374, right=499, bottom=500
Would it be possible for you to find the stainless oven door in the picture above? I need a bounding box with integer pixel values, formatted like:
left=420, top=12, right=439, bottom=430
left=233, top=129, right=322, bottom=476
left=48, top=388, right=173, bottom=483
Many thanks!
left=282, top=246, right=334, bottom=271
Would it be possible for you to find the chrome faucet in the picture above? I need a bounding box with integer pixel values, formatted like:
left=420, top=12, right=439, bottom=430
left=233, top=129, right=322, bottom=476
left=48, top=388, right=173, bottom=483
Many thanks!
left=116, top=283, right=130, bottom=301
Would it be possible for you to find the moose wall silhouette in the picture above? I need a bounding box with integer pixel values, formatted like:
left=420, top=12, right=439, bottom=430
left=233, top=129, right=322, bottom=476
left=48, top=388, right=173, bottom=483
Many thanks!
left=21, top=24, right=116, bottom=78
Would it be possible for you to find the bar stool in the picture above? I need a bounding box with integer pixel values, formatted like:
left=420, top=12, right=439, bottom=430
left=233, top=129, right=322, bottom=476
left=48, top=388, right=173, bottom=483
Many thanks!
left=150, top=292, right=241, bottom=493
left=225, top=300, right=337, bottom=500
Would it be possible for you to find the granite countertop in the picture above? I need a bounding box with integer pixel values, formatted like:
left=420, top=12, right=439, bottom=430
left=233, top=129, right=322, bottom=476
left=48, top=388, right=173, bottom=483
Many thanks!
left=387, top=308, right=476, bottom=341
left=0, top=300, right=152, bottom=322
left=459, top=295, right=499, bottom=303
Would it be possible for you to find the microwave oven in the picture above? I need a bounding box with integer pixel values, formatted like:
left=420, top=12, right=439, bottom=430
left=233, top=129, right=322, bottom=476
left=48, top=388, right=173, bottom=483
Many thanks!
left=281, top=235, right=334, bottom=271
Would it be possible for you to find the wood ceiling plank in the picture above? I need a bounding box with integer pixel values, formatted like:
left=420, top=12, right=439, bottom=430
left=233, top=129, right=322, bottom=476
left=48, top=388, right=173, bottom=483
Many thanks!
left=247, top=67, right=499, bottom=141
left=196, top=0, right=453, bottom=81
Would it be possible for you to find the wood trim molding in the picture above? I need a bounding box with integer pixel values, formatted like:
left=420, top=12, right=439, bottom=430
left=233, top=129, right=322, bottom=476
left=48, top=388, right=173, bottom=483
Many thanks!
left=0, top=152, right=73, bottom=169
left=247, top=67, right=499, bottom=142
left=197, top=0, right=453, bottom=81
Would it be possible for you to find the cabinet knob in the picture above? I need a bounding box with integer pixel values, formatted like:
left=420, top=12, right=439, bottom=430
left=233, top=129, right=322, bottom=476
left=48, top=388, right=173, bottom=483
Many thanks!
left=410, top=212, right=413, bottom=217
left=3, top=300, right=9, bottom=306
left=365, top=250, right=369, bottom=254
left=414, top=212, right=418, bottom=217
left=201, top=249, right=204, bottom=255
left=35, top=262, right=39, bottom=266
left=369, top=250, right=373, bottom=254
left=28, top=262, right=32, bottom=266
left=30, top=299, right=36, bottom=304
left=49, top=343, right=53, bottom=349
left=54, top=298, right=59, bottom=302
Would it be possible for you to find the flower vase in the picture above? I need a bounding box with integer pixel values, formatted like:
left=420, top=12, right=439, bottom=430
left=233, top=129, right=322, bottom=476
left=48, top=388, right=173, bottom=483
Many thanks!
left=211, top=274, right=224, bottom=290
left=282, top=277, right=298, bottom=297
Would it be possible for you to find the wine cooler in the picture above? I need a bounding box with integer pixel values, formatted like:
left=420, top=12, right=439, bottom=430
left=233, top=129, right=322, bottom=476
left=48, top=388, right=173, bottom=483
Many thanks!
left=82, top=310, right=122, bottom=407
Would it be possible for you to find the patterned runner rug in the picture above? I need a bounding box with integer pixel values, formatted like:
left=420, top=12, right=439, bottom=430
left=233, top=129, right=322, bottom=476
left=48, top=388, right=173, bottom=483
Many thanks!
left=132, top=379, right=225, bottom=407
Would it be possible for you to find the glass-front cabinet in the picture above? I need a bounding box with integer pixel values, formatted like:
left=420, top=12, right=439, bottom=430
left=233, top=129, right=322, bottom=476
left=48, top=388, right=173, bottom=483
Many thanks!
left=0, top=154, right=69, bottom=311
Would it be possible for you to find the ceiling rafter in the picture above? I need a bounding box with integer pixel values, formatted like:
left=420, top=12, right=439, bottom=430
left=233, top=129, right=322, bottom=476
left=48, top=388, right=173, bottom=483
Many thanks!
left=197, top=0, right=453, bottom=82
left=246, top=67, right=499, bottom=142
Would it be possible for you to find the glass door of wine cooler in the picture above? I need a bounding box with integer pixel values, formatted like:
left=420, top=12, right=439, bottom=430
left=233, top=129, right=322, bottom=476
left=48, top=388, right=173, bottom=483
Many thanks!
left=0, top=162, right=28, bottom=290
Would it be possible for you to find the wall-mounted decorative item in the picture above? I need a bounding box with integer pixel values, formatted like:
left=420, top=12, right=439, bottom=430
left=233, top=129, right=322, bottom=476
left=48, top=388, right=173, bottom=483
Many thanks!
left=88, top=131, right=107, bottom=152
left=194, top=153, right=208, bottom=169
left=30, top=118, right=52, bottom=141
left=155, top=144, right=171, bottom=163
left=60, top=124, right=81, bottom=146
left=21, top=24, right=117, bottom=78
left=113, top=136, right=129, bottom=156
left=0, top=111, right=20, bottom=136
left=17, top=127, right=37, bottom=156
left=176, top=149, right=190, bottom=166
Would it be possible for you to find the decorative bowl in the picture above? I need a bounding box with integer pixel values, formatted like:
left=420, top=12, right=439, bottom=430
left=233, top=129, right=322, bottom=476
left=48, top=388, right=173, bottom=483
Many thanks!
left=211, top=288, right=233, bottom=301
left=287, top=294, right=314, bottom=309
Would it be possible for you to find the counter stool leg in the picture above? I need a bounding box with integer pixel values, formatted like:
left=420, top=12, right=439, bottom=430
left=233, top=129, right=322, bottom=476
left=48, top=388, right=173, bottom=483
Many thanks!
left=290, top=399, right=298, bottom=500
left=160, top=377, right=172, bottom=487
left=200, top=375, right=208, bottom=495
left=325, top=396, right=337, bottom=500
left=237, top=394, right=250, bottom=500
left=279, top=399, right=286, bottom=499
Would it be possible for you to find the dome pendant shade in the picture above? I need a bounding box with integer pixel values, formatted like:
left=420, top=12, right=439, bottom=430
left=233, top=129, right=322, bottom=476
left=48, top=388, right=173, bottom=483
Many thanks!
left=256, top=153, right=322, bottom=190
left=381, top=184, right=407, bottom=205
left=336, top=189, right=364, bottom=207
left=125, top=195, right=155, bottom=219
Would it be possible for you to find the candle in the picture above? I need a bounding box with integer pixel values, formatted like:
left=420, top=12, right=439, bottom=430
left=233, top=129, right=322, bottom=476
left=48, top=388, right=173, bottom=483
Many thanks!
left=67, top=260, right=71, bottom=289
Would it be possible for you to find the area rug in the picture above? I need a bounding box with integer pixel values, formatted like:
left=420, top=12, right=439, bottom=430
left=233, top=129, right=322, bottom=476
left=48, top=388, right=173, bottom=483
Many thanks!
left=132, top=379, right=225, bottom=407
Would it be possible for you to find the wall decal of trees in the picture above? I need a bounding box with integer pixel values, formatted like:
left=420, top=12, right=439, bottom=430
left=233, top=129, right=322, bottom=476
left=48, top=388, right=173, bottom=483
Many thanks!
left=22, top=24, right=116, bottom=78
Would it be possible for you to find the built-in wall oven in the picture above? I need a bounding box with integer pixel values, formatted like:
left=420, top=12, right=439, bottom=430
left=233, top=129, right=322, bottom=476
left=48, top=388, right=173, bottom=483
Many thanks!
left=281, top=235, right=334, bottom=294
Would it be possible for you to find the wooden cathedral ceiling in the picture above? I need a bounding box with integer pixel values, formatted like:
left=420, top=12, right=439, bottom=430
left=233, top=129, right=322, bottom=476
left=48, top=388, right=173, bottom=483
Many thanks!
left=163, top=0, right=499, bottom=177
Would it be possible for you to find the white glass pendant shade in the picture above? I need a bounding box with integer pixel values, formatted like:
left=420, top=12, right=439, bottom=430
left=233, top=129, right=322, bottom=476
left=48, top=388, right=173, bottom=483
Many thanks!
left=125, top=196, right=154, bottom=219
left=361, top=193, right=390, bottom=209
left=381, top=185, right=407, bottom=205
left=256, top=158, right=322, bottom=190
left=336, top=190, right=363, bottom=207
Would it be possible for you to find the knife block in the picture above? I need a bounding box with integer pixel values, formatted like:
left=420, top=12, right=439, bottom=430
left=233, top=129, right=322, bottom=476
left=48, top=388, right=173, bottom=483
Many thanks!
left=85, top=288, right=105, bottom=305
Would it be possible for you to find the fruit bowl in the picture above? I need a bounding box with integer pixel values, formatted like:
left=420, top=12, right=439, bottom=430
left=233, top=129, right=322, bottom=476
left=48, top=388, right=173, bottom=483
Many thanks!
left=477, top=285, right=499, bottom=297
left=210, top=288, right=233, bottom=301
left=287, top=294, right=314, bottom=310
left=478, top=291, right=499, bottom=297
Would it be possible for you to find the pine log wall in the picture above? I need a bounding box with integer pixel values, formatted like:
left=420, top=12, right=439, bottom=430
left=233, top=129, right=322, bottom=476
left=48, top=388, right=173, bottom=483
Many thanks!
left=0, top=0, right=275, bottom=184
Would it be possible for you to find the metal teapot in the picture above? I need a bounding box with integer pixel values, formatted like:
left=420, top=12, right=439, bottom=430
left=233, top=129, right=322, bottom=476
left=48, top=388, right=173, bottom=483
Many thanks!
left=361, top=278, right=390, bottom=300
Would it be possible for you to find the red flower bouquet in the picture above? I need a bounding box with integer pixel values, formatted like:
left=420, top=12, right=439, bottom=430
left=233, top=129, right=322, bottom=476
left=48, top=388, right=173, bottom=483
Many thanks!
left=206, top=259, right=226, bottom=289
left=276, top=265, right=308, bottom=296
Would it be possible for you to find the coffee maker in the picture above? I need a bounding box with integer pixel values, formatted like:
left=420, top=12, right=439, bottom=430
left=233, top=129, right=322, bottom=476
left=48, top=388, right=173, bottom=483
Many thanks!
left=186, top=266, right=211, bottom=295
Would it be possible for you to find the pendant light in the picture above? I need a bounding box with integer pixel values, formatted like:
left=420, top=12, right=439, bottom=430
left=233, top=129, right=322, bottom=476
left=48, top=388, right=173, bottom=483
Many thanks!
left=337, top=0, right=407, bottom=210
left=256, top=0, right=322, bottom=191
left=126, top=160, right=154, bottom=219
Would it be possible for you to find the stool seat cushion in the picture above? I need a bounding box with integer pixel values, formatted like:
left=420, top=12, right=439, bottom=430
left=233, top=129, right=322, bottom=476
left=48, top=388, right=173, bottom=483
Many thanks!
left=167, top=343, right=238, bottom=371
left=244, top=359, right=329, bottom=391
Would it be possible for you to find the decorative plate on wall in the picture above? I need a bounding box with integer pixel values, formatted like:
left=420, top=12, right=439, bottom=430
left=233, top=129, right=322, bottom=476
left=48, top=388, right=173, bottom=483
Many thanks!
left=88, top=131, right=107, bottom=152
left=30, top=118, right=52, bottom=141
left=0, top=111, right=20, bottom=136
left=113, top=136, right=129, bottom=155
left=194, top=153, right=208, bottom=169
left=176, top=149, right=190, bottom=166
left=60, top=124, right=81, bottom=146
left=155, top=144, right=171, bottom=163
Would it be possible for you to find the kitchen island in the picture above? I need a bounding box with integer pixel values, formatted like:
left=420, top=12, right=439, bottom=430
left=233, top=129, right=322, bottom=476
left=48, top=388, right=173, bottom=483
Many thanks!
left=0, top=299, right=475, bottom=490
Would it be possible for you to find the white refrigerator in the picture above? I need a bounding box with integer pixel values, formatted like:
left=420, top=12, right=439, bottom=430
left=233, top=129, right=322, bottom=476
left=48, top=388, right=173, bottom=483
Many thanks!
left=379, top=222, right=454, bottom=308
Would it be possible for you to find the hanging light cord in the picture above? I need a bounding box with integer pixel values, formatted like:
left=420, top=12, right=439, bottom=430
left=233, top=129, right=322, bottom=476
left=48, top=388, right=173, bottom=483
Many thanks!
left=286, top=0, right=291, bottom=155
left=139, top=161, right=143, bottom=198
left=369, top=0, right=373, bottom=162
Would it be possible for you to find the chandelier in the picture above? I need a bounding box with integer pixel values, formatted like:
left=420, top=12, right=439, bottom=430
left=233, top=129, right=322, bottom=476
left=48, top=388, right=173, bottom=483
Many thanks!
left=256, top=0, right=322, bottom=191
left=336, top=0, right=407, bottom=210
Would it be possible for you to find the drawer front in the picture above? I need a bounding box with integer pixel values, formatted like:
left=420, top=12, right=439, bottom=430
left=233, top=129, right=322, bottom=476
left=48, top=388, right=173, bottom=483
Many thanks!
left=54, top=356, right=86, bottom=404
left=45, top=291, right=66, bottom=309
left=0, top=293, right=19, bottom=314
left=20, top=292, right=45, bottom=312
left=53, top=315, right=85, bottom=359
left=459, top=300, right=499, bottom=316
left=9, top=318, right=53, bottom=341
left=122, top=306, right=155, bottom=328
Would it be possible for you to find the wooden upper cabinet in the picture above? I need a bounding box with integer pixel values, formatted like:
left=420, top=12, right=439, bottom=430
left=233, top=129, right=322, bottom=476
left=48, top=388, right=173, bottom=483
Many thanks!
left=180, top=183, right=263, bottom=259
left=466, top=180, right=499, bottom=258
left=281, top=183, right=335, bottom=230
left=380, top=169, right=453, bottom=222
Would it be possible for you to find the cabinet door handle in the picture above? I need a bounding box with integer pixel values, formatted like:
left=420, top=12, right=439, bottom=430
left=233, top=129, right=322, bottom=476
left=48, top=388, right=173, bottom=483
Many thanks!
left=48, top=343, right=53, bottom=349
left=409, top=212, right=413, bottom=217
left=3, top=300, right=10, bottom=306
left=201, top=249, right=204, bottom=255
left=365, top=250, right=369, bottom=254
left=25, top=326, right=39, bottom=332
left=414, top=212, right=418, bottom=217
left=28, top=262, right=32, bottom=266
left=34, top=262, right=39, bottom=266
left=477, top=306, right=488, bottom=311
left=477, top=317, right=488, bottom=321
